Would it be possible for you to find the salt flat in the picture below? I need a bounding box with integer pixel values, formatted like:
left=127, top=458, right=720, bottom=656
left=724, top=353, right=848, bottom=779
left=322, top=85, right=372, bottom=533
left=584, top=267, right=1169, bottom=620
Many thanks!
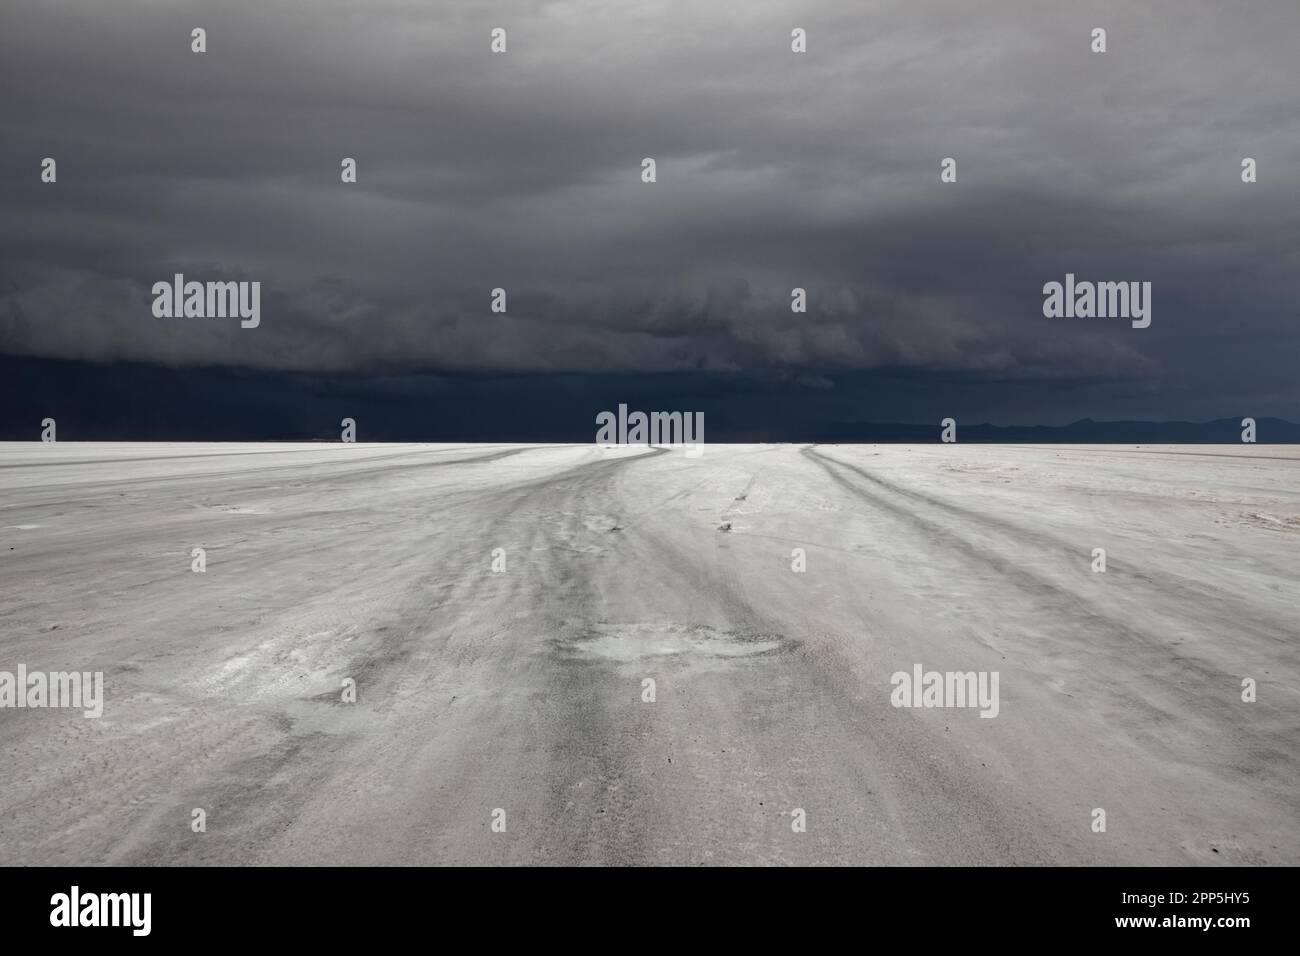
left=0, top=442, right=1296, bottom=865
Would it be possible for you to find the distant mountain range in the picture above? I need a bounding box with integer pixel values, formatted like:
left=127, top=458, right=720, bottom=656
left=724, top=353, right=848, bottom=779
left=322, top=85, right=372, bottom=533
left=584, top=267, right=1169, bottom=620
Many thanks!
left=812, top=417, right=1300, bottom=443
left=1, top=356, right=1296, bottom=443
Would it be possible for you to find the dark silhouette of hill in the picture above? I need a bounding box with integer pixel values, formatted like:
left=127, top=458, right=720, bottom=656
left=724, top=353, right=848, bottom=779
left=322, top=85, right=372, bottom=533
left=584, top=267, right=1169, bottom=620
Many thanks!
left=813, top=417, right=1300, bottom=443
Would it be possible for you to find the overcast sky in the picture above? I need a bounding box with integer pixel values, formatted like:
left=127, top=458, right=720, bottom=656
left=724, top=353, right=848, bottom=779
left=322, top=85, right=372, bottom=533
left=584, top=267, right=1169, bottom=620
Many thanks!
left=1, top=0, right=1297, bottom=431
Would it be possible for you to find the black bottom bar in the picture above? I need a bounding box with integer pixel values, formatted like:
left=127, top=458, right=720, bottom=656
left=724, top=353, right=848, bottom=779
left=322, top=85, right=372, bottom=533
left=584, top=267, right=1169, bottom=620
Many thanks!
left=1, top=867, right=1284, bottom=942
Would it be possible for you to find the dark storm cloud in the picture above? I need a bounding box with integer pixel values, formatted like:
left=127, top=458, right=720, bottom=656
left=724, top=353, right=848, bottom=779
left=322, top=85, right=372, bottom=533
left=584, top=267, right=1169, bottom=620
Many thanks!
left=1, top=0, right=1297, bottom=421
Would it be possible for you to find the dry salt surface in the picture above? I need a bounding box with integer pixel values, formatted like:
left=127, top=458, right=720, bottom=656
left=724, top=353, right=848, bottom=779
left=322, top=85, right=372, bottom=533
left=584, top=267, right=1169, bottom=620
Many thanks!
left=0, top=442, right=1296, bottom=865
